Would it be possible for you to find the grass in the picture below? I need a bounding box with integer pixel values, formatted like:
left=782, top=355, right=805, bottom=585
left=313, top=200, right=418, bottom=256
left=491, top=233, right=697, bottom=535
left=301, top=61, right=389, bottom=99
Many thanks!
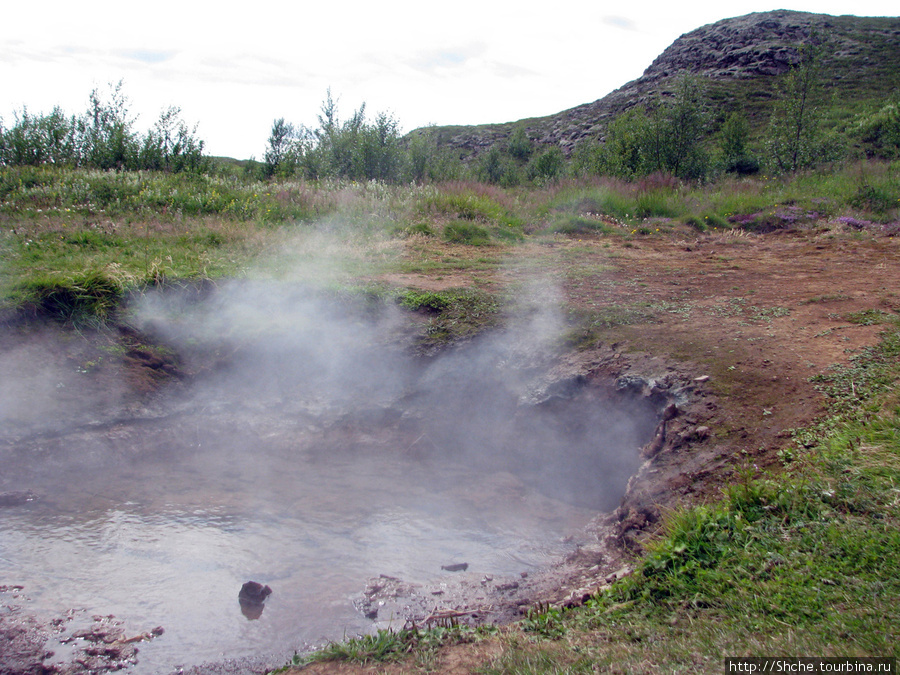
left=3, top=163, right=892, bottom=329
left=283, top=623, right=496, bottom=670
left=410, top=288, right=503, bottom=349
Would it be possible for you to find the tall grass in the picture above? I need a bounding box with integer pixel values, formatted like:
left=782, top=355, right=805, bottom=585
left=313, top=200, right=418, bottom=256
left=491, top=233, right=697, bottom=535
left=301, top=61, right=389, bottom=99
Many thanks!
left=1, top=163, right=897, bottom=322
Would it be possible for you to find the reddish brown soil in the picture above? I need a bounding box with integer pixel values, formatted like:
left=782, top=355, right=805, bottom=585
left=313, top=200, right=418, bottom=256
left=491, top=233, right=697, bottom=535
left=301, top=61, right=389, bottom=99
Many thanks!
left=385, top=227, right=898, bottom=511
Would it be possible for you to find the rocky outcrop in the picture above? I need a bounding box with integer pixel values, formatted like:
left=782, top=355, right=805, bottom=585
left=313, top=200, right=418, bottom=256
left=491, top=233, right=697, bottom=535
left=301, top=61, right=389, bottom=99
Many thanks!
left=639, top=10, right=820, bottom=82
left=420, top=10, right=900, bottom=158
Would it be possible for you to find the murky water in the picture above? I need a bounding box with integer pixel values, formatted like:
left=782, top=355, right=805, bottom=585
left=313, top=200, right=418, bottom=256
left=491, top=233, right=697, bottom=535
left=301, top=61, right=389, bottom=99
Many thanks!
left=2, top=433, right=599, bottom=671
left=0, top=286, right=658, bottom=673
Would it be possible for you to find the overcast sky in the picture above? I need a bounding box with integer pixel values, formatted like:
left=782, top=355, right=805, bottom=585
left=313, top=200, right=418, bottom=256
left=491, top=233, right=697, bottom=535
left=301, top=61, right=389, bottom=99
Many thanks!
left=2, top=1, right=896, bottom=160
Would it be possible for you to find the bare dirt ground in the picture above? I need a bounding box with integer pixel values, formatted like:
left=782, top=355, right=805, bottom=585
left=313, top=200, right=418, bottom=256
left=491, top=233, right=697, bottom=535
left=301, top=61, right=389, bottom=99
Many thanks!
left=2, top=223, right=898, bottom=674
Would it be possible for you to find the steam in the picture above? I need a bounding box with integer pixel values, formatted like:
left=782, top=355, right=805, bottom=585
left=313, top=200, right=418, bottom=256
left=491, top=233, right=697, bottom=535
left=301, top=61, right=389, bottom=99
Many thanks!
left=129, top=265, right=653, bottom=509
left=0, top=234, right=660, bottom=671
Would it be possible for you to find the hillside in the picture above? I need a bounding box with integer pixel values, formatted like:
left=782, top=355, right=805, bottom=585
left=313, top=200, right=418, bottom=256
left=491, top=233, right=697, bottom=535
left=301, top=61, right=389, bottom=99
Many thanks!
left=420, top=10, right=900, bottom=159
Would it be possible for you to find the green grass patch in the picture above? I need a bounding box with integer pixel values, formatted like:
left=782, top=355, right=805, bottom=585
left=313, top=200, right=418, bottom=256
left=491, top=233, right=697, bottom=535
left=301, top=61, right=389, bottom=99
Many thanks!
left=443, top=220, right=493, bottom=246
left=289, top=623, right=495, bottom=669
left=399, top=287, right=502, bottom=349
left=417, top=184, right=518, bottom=225
left=12, top=266, right=131, bottom=323
left=398, top=289, right=453, bottom=313
left=393, top=221, right=436, bottom=238
left=0, top=166, right=324, bottom=222
left=549, top=215, right=616, bottom=236
left=846, top=308, right=894, bottom=325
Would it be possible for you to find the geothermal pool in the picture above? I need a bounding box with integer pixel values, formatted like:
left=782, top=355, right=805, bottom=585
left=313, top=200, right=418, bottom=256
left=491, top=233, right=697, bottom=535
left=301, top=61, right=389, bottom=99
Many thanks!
left=0, top=284, right=658, bottom=673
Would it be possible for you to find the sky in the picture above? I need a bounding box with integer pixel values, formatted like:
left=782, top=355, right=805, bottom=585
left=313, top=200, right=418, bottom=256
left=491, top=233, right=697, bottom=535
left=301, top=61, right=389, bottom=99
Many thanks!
left=2, top=1, right=897, bottom=160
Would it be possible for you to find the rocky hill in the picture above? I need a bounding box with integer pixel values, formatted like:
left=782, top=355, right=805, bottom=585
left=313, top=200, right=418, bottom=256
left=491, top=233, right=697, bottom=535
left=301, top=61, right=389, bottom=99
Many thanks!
left=420, top=10, right=900, bottom=159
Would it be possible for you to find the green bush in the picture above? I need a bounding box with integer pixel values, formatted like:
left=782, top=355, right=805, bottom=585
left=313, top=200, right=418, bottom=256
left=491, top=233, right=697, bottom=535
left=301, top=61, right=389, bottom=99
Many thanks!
left=443, top=220, right=492, bottom=245
left=682, top=215, right=708, bottom=232
left=599, top=76, right=710, bottom=181
left=528, top=147, right=565, bottom=182
left=849, top=183, right=897, bottom=214
left=393, top=222, right=436, bottom=238
left=418, top=188, right=510, bottom=223
left=850, top=101, right=900, bottom=158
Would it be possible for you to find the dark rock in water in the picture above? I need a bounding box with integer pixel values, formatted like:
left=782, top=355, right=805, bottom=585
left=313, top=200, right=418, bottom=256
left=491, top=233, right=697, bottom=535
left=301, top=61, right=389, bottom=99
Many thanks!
left=0, top=490, right=37, bottom=507
left=239, top=581, right=272, bottom=604
left=239, top=582, right=272, bottom=621
left=441, top=562, right=468, bottom=572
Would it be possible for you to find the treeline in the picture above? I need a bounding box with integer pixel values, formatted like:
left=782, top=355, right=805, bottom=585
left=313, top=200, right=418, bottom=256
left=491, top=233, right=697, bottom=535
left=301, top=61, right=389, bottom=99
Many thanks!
left=259, top=89, right=464, bottom=183
left=0, top=81, right=207, bottom=173
left=5, top=49, right=899, bottom=187
left=258, top=91, right=573, bottom=185
left=568, top=46, right=898, bottom=183
left=260, top=51, right=899, bottom=186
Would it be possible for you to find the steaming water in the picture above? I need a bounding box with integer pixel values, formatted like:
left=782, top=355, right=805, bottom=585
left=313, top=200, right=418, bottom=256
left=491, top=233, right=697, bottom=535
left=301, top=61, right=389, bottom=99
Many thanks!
left=0, top=284, right=658, bottom=673
left=2, top=432, right=600, bottom=671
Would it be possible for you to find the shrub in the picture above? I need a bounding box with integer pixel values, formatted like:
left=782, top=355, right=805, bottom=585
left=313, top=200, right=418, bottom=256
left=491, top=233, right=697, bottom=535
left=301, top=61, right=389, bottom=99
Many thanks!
left=0, top=82, right=207, bottom=173
left=399, top=290, right=451, bottom=312
left=418, top=186, right=510, bottom=223
left=849, top=183, right=896, bottom=214
left=443, top=220, right=492, bottom=245
left=15, top=267, right=131, bottom=322
left=528, top=147, right=565, bottom=182
left=850, top=100, right=900, bottom=159
left=393, top=222, right=435, bottom=238
left=682, top=215, right=708, bottom=232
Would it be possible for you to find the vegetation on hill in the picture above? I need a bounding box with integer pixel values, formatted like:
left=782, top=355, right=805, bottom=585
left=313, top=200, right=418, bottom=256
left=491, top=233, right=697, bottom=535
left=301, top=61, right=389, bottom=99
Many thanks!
left=3, top=12, right=898, bottom=188
left=0, top=81, right=207, bottom=174
left=420, top=11, right=900, bottom=182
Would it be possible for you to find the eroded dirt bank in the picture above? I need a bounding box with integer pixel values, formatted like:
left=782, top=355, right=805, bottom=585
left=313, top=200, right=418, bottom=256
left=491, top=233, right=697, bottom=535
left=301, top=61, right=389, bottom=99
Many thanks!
left=1, top=224, right=898, bottom=674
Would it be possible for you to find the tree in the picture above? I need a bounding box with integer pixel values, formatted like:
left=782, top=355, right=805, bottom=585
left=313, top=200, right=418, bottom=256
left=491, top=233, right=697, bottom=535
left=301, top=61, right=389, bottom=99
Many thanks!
left=603, top=106, right=652, bottom=178
left=140, top=106, right=207, bottom=173
left=720, top=111, right=760, bottom=175
left=570, top=139, right=605, bottom=177
left=766, top=40, right=825, bottom=172
left=528, top=146, right=565, bottom=182
left=0, top=106, right=77, bottom=166
left=0, top=83, right=207, bottom=172
left=659, top=75, right=708, bottom=179
left=78, top=80, right=138, bottom=169
left=264, top=117, right=297, bottom=177
left=601, top=75, right=709, bottom=180
left=357, top=111, right=402, bottom=181
left=507, top=127, right=534, bottom=162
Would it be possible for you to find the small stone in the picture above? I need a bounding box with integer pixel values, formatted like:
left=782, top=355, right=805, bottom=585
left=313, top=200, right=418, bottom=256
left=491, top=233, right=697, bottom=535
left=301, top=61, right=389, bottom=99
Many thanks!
left=239, top=581, right=272, bottom=604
